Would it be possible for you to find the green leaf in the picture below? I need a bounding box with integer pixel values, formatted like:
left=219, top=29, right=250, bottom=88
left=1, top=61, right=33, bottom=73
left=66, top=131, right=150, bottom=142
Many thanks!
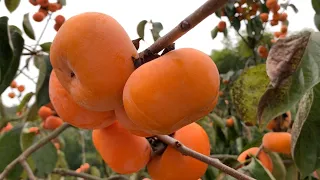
left=16, top=92, right=34, bottom=112
left=90, top=166, right=101, bottom=178
left=5, top=0, right=20, bottom=13
left=0, top=16, right=24, bottom=95
left=35, top=55, right=52, bottom=107
left=55, top=151, right=69, bottom=169
left=210, top=49, right=245, bottom=74
left=231, top=18, right=241, bottom=31
left=211, top=27, right=218, bottom=39
left=240, top=157, right=276, bottom=180
left=247, top=20, right=254, bottom=38
left=136, top=20, right=147, bottom=40
left=150, top=22, right=163, bottom=41
left=291, top=83, right=320, bottom=178
left=289, top=4, right=299, bottom=13
left=285, top=164, right=299, bottom=180
left=58, top=0, right=66, bottom=6
left=23, top=13, right=35, bottom=40
left=231, top=64, right=270, bottom=125
left=25, top=103, right=39, bottom=122
left=9, top=25, right=22, bottom=36
left=257, top=31, right=320, bottom=127
left=40, top=42, right=52, bottom=53
left=0, top=124, right=24, bottom=179
left=314, top=14, right=320, bottom=31
left=31, top=136, right=58, bottom=178
left=268, top=152, right=286, bottom=180
left=20, top=124, right=36, bottom=151
left=312, top=0, right=320, bottom=14
left=252, top=16, right=263, bottom=40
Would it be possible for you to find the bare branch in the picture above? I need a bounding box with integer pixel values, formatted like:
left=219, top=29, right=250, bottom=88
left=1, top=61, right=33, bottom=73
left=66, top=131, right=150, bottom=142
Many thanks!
left=138, top=0, right=228, bottom=58
left=156, top=135, right=256, bottom=180
left=20, top=160, right=36, bottom=180
left=0, top=123, right=71, bottom=180
left=211, top=154, right=238, bottom=160
left=52, top=168, right=102, bottom=180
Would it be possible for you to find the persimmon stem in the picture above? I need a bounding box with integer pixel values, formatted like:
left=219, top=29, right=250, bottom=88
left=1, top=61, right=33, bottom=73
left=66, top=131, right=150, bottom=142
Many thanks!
left=137, top=0, right=228, bottom=61
left=0, top=123, right=71, bottom=180
left=156, top=135, right=256, bottom=180
left=20, top=160, right=36, bottom=180
left=52, top=168, right=102, bottom=180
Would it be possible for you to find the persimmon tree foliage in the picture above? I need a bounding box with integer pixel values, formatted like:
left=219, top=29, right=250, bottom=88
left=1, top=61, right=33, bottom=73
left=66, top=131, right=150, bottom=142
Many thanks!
left=1, top=0, right=320, bottom=180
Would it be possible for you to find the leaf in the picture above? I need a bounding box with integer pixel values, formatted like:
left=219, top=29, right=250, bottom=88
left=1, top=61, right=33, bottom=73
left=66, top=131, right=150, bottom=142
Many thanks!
left=312, top=0, right=320, bottom=14
left=16, top=92, right=34, bottom=112
left=257, top=31, right=320, bottom=127
left=90, top=166, right=101, bottom=178
left=58, top=0, right=66, bottom=6
left=211, top=27, right=218, bottom=39
left=23, top=13, right=35, bottom=40
left=231, top=18, right=241, bottom=31
left=9, top=25, right=22, bottom=35
left=40, top=42, right=52, bottom=53
left=150, top=22, right=163, bottom=41
left=268, top=152, right=286, bottom=180
left=0, top=124, right=24, bottom=179
left=314, top=14, right=320, bottom=31
left=136, top=20, right=147, bottom=40
left=0, top=17, right=24, bottom=95
left=289, top=4, right=299, bottom=13
left=31, top=136, right=58, bottom=178
left=285, top=164, right=299, bottom=180
left=5, top=0, right=20, bottom=13
left=291, top=82, right=320, bottom=178
left=55, top=151, right=69, bottom=169
left=35, top=55, right=52, bottom=107
left=25, top=103, right=39, bottom=122
left=230, top=64, right=270, bottom=125
left=252, top=16, right=263, bottom=40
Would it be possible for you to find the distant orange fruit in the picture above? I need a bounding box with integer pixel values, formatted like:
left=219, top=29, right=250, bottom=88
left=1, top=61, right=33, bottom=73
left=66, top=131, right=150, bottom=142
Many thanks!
left=8, top=92, right=15, bottom=99
left=1, top=123, right=13, bottom=133
left=29, top=127, right=40, bottom=134
left=217, top=21, right=226, bottom=32
left=33, top=12, right=45, bottom=22
left=262, top=132, right=291, bottom=154
left=29, top=0, right=38, bottom=6
left=43, top=116, right=63, bottom=130
left=260, top=13, right=269, bottom=22
left=266, top=0, right=277, bottom=9
left=55, top=15, right=65, bottom=25
left=38, top=106, right=53, bottom=120
left=10, top=81, right=17, bottom=88
left=274, top=31, right=281, bottom=38
left=237, top=147, right=273, bottom=172
left=281, top=25, right=288, bottom=33
left=279, top=13, right=288, bottom=21
left=17, top=85, right=25, bottom=92
left=270, top=19, right=278, bottom=26
left=48, top=3, right=60, bottom=12
left=226, top=118, right=234, bottom=127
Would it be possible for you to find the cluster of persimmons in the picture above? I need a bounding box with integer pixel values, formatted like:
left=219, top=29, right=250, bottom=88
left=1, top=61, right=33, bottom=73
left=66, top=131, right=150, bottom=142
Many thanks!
left=8, top=80, right=25, bottom=99
left=29, top=0, right=65, bottom=31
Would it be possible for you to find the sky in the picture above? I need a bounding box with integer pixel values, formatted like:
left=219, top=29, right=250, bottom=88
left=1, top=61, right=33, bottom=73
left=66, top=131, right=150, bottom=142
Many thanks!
left=0, top=0, right=316, bottom=107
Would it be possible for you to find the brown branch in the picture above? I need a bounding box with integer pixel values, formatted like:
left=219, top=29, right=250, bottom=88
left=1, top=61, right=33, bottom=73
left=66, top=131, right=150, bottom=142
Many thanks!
left=20, top=160, right=36, bottom=180
left=0, top=123, right=71, bottom=180
left=138, top=0, right=228, bottom=58
left=156, top=135, right=256, bottom=180
left=211, top=154, right=238, bottom=160
left=52, top=168, right=102, bottom=180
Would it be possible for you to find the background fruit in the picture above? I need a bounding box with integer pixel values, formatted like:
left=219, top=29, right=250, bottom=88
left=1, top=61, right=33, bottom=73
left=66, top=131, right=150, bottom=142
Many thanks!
left=262, top=132, right=291, bottom=154
left=43, top=116, right=63, bottom=130
left=50, top=12, right=138, bottom=112
left=49, top=71, right=116, bottom=129
left=123, top=48, right=220, bottom=135
left=237, top=147, right=273, bottom=172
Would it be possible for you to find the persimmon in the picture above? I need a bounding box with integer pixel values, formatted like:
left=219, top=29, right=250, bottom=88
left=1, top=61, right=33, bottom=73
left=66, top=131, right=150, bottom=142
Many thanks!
left=43, top=116, right=63, bottom=130
left=38, top=7, right=48, bottom=16
left=54, top=142, right=60, bottom=150
left=123, top=48, right=220, bottom=135
left=8, top=92, right=15, bottom=99
left=237, top=147, right=273, bottom=172
left=29, top=0, right=38, bottom=6
left=257, top=45, right=268, bottom=58
left=37, top=0, right=48, bottom=7
left=81, top=163, right=90, bottom=171
left=50, top=12, right=137, bottom=111
left=266, top=111, right=291, bottom=131
left=48, top=3, right=59, bottom=12
left=226, top=118, right=234, bottom=127
left=92, top=121, right=151, bottom=174
left=272, top=13, right=280, bottom=21
left=271, top=4, right=280, bottom=13
left=29, top=127, right=39, bottom=134
left=147, top=123, right=210, bottom=180
left=281, top=25, right=288, bottom=33
left=55, top=15, right=65, bottom=25
left=49, top=71, right=116, bottom=129
left=1, top=123, right=13, bottom=132
left=10, top=81, right=17, bottom=88
left=114, top=106, right=153, bottom=137
left=217, top=21, right=226, bottom=32
left=270, top=19, right=278, bottom=26
left=17, top=85, right=25, bottom=92
left=260, top=13, right=269, bottom=22
left=33, top=12, right=45, bottom=22
left=54, top=23, right=62, bottom=32
left=279, top=13, right=288, bottom=21
left=38, top=106, right=53, bottom=120
left=236, top=7, right=244, bottom=14
left=274, top=31, right=281, bottom=38
left=262, top=132, right=291, bottom=154
left=266, top=0, right=277, bottom=9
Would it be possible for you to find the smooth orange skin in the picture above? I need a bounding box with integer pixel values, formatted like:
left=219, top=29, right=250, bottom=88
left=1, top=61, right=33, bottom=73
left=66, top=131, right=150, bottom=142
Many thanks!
left=147, top=123, right=210, bottom=180
left=10, top=81, right=17, bottom=88
left=266, top=0, right=277, bottom=9
left=38, top=106, right=53, bottom=120
left=217, top=21, right=226, bottom=32
left=270, top=20, right=278, bottom=26
left=260, top=13, right=269, bottom=22
left=33, top=12, right=45, bottom=22
left=262, top=132, right=291, bottom=154
left=17, top=85, right=25, bottom=92
left=123, top=48, right=220, bottom=135
left=92, top=121, right=151, bottom=174
left=49, top=71, right=116, bottom=129
left=44, top=116, right=63, bottom=130
left=50, top=12, right=137, bottom=112
left=237, top=147, right=273, bottom=172
left=48, top=3, right=59, bottom=12
left=29, top=0, right=38, bottom=6
left=55, top=15, right=65, bottom=25
left=279, top=13, right=288, bottom=21
left=281, top=25, right=288, bottom=33
left=226, top=118, right=234, bottom=127
left=8, top=92, right=15, bottom=99
left=29, top=127, right=40, bottom=134
left=115, top=106, right=154, bottom=137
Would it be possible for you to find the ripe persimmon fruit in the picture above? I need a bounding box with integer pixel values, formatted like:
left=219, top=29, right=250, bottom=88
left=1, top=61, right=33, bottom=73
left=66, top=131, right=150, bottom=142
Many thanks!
left=50, top=12, right=138, bottom=111
left=281, top=25, right=288, bottom=33
left=92, top=121, right=151, bottom=174
left=55, top=15, right=65, bottom=25
left=115, top=106, right=153, bottom=137
left=217, top=21, right=226, bottom=32
left=43, top=116, right=63, bottom=130
left=49, top=71, right=116, bottom=129
left=48, top=3, right=59, bottom=12
left=38, top=106, right=53, bottom=120
left=33, top=12, right=45, bottom=22
left=260, top=13, right=269, bottom=22
left=270, top=20, right=278, bottom=26
left=262, top=132, right=291, bottom=154
left=257, top=45, right=268, bottom=58
left=266, top=111, right=292, bottom=131
left=266, top=0, right=277, bottom=9
left=29, top=0, right=38, bottom=6
left=237, top=147, right=273, bottom=172
left=123, top=48, right=220, bottom=135
left=10, top=81, right=17, bottom=88
left=147, top=123, right=210, bottom=180
left=279, top=13, right=288, bottom=21
left=226, top=118, right=234, bottom=127
left=8, top=92, right=15, bottom=99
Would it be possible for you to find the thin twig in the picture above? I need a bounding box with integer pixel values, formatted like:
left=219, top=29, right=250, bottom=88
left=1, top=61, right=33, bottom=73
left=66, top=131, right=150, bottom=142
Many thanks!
left=156, top=135, right=255, bottom=180
left=20, top=160, right=36, bottom=180
left=52, top=168, right=102, bottom=180
left=0, top=123, right=71, bottom=180
left=138, top=0, right=228, bottom=57
left=211, top=154, right=238, bottom=160
left=17, top=69, right=37, bottom=84
left=255, top=144, right=264, bottom=157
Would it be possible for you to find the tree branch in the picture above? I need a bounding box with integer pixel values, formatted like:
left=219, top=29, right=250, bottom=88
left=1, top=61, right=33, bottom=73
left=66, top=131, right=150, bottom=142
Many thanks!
left=0, top=123, right=71, bottom=180
left=52, top=168, right=102, bottom=180
left=20, top=160, right=36, bottom=180
left=138, top=0, right=228, bottom=58
left=156, top=135, right=255, bottom=180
